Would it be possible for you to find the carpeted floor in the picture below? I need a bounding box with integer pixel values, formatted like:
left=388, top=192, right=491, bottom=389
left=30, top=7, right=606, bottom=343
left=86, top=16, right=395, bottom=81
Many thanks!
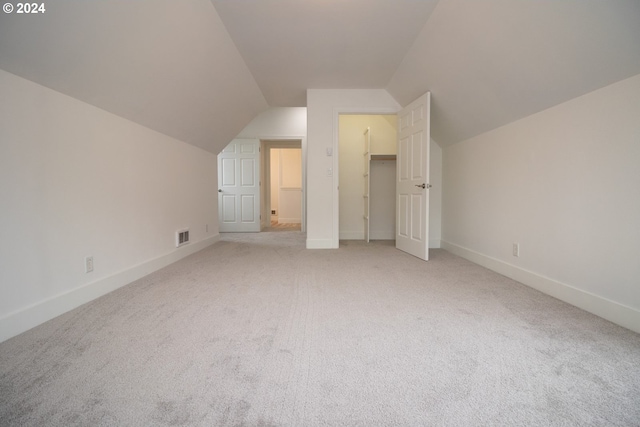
left=1, top=231, right=639, bottom=426
left=264, top=221, right=301, bottom=232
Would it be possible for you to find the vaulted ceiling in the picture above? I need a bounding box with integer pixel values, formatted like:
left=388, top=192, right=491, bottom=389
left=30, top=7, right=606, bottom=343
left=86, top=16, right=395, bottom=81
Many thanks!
left=211, top=0, right=440, bottom=107
left=2, top=0, right=640, bottom=152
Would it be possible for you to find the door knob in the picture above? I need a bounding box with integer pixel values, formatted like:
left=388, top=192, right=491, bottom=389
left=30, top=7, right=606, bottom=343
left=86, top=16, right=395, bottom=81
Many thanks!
left=218, top=189, right=222, bottom=192
left=415, top=183, right=432, bottom=189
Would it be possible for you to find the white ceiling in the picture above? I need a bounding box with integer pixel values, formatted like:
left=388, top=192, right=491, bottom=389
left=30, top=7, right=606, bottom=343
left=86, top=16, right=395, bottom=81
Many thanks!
left=211, top=0, right=440, bottom=107
left=1, top=0, right=640, bottom=151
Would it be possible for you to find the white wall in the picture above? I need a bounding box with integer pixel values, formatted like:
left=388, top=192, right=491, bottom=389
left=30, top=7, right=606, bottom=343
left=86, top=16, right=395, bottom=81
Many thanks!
left=429, top=140, right=442, bottom=248
left=442, top=73, right=640, bottom=333
left=306, top=90, right=401, bottom=248
left=0, top=70, right=218, bottom=342
left=369, top=161, right=396, bottom=240
left=237, top=107, right=307, bottom=139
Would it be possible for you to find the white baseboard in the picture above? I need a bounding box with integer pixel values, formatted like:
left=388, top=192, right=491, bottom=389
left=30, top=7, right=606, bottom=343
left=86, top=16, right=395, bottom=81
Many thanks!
left=306, top=239, right=336, bottom=249
left=339, top=231, right=364, bottom=240
left=339, top=234, right=440, bottom=245
left=0, top=234, right=220, bottom=343
left=370, top=230, right=395, bottom=240
left=340, top=231, right=395, bottom=240
left=441, top=240, right=640, bottom=334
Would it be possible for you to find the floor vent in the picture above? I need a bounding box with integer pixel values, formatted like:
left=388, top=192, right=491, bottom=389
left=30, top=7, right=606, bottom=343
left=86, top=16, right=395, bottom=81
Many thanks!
left=176, top=229, right=190, bottom=247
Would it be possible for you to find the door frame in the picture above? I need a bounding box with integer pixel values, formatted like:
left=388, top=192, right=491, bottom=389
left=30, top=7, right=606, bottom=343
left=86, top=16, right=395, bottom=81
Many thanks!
left=333, top=107, right=398, bottom=248
left=261, top=138, right=307, bottom=232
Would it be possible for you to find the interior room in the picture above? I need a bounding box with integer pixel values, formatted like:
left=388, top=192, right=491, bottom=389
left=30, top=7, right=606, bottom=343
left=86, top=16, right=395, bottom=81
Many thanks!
left=1, top=1, right=639, bottom=425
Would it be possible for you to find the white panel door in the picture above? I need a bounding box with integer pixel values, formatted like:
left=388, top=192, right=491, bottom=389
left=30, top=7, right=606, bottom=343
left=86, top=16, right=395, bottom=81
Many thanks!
left=218, top=139, right=261, bottom=232
left=396, top=93, right=430, bottom=260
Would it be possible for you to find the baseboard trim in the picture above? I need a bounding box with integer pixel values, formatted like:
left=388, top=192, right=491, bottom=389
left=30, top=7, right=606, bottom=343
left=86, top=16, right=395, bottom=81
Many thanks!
left=0, top=234, right=220, bottom=343
left=339, top=231, right=364, bottom=240
left=441, top=240, right=640, bottom=334
left=306, top=239, right=336, bottom=249
left=370, top=231, right=395, bottom=240
left=339, top=235, right=440, bottom=245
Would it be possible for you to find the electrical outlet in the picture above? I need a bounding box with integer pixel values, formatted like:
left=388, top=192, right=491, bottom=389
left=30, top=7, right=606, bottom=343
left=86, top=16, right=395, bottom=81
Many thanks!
left=85, top=256, right=94, bottom=273
left=512, top=243, right=519, bottom=257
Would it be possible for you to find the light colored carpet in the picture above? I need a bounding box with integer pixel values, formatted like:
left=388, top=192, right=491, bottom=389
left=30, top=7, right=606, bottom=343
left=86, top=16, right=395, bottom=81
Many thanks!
left=264, top=221, right=301, bottom=232
left=1, top=232, right=639, bottom=426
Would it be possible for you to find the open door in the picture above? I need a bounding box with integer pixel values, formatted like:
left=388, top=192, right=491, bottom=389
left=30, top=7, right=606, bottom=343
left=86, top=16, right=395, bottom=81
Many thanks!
left=396, top=93, right=431, bottom=260
left=218, top=139, right=261, bottom=232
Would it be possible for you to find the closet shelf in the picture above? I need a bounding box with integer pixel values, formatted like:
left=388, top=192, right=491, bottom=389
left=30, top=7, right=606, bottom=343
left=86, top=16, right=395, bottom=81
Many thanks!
left=371, top=154, right=396, bottom=161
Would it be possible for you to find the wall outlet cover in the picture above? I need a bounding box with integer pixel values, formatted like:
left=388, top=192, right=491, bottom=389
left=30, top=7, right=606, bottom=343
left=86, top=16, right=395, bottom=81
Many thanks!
left=85, top=256, right=94, bottom=273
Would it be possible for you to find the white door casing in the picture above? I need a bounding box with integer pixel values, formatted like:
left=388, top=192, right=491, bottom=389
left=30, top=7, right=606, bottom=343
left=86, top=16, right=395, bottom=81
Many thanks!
left=396, top=92, right=431, bottom=260
left=218, top=139, right=261, bottom=232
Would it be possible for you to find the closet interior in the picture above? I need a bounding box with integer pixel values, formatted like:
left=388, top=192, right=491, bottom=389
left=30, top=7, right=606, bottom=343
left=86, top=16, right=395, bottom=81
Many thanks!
left=339, top=115, right=397, bottom=242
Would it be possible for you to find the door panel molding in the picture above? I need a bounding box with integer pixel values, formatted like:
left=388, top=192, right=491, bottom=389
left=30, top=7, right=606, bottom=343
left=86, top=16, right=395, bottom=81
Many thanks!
left=396, top=92, right=431, bottom=260
left=218, top=139, right=261, bottom=232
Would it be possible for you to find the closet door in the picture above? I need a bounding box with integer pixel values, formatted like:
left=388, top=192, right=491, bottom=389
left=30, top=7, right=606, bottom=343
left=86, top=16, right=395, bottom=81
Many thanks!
left=363, top=127, right=371, bottom=242
left=396, top=93, right=430, bottom=260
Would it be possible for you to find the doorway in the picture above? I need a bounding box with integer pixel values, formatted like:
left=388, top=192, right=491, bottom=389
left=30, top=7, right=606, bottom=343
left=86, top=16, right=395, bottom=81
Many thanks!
left=218, top=138, right=305, bottom=233
left=332, top=93, right=431, bottom=259
left=338, top=115, right=397, bottom=242
left=261, top=140, right=304, bottom=232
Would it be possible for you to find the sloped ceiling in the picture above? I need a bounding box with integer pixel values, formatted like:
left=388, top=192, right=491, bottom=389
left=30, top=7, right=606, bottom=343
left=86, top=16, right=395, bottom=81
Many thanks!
left=387, top=0, right=640, bottom=144
left=2, top=0, right=640, bottom=151
left=0, top=0, right=268, bottom=153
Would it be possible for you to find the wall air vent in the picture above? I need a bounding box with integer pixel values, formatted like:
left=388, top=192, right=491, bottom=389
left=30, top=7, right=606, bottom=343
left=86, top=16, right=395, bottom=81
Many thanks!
left=176, top=229, right=190, bottom=247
